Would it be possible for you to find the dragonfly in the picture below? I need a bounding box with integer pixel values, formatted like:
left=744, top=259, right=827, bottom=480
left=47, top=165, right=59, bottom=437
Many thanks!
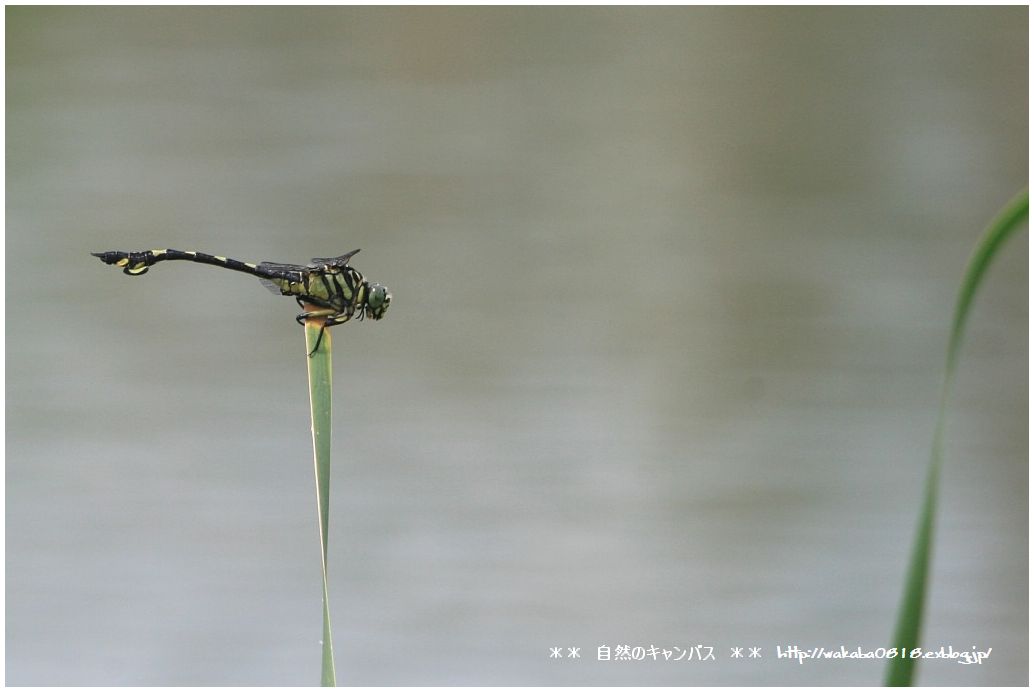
left=92, top=248, right=391, bottom=355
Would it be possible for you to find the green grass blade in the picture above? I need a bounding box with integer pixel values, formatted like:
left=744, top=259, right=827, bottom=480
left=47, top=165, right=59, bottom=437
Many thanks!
left=305, top=321, right=337, bottom=686
left=885, top=190, right=1027, bottom=686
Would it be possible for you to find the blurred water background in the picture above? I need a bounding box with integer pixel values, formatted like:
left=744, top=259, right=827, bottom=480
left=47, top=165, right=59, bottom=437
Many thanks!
left=6, top=7, right=1027, bottom=685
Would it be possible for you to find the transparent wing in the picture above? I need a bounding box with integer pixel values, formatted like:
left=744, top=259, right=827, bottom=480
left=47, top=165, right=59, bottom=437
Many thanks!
left=309, top=249, right=360, bottom=269
left=259, top=277, right=285, bottom=295
left=256, top=261, right=305, bottom=295
left=258, top=261, right=307, bottom=273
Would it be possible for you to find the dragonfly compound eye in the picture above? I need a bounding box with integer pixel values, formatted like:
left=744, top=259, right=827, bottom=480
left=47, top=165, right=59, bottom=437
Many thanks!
left=366, top=283, right=391, bottom=320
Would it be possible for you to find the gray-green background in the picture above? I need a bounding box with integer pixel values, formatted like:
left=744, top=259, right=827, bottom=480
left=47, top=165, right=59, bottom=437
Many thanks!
left=6, top=7, right=1027, bottom=685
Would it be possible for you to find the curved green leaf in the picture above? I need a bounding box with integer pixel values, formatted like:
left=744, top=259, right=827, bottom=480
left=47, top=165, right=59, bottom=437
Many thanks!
left=885, top=190, right=1027, bottom=686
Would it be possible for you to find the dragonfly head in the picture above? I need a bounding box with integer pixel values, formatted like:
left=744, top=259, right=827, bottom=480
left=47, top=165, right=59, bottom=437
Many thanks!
left=364, top=282, right=391, bottom=320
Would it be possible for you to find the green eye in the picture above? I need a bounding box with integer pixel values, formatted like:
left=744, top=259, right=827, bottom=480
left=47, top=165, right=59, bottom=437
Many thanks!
left=369, top=286, right=386, bottom=307
left=365, top=284, right=391, bottom=319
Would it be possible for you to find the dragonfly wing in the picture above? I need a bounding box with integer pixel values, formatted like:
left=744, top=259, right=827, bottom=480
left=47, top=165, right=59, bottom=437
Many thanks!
left=257, top=261, right=306, bottom=272
left=256, top=261, right=305, bottom=295
left=259, top=277, right=285, bottom=295
left=309, top=249, right=360, bottom=268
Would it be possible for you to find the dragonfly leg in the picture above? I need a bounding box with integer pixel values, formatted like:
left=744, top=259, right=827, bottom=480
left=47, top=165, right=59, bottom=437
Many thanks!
left=324, top=313, right=353, bottom=327
left=310, top=325, right=327, bottom=357
left=307, top=312, right=357, bottom=355
left=296, top=307, right=340, bottom=356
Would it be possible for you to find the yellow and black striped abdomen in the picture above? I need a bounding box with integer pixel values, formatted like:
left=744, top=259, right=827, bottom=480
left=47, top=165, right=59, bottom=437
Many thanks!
left=92, top=249, right=260, bottom=276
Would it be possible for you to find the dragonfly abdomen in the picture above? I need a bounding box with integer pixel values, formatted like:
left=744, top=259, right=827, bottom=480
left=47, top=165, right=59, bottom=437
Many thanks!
left=92, top=248, right=261, bottom=277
